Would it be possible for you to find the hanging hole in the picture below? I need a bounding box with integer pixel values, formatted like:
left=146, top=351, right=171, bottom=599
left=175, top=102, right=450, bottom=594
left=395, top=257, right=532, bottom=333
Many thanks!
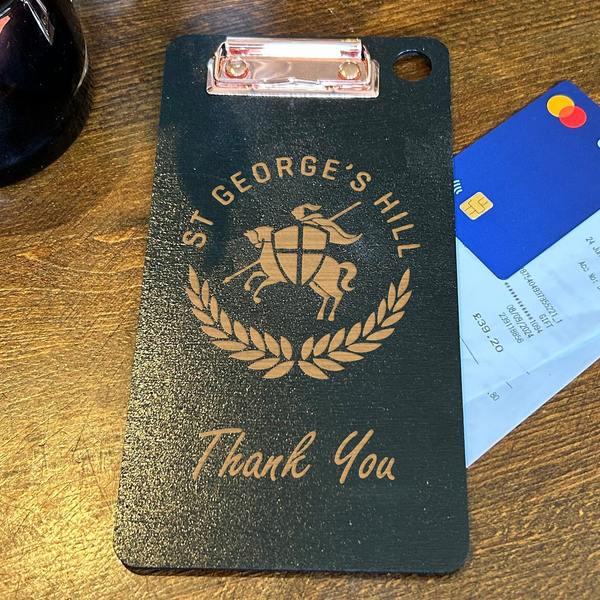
left=393, top=52, right=432, bottom=82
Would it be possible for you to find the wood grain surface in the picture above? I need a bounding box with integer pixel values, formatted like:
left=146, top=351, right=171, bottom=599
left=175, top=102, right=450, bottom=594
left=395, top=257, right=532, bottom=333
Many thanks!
left=1, top=1, right=599, bottom=598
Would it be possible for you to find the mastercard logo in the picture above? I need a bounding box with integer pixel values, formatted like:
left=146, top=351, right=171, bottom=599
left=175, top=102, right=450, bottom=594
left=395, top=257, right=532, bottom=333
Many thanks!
left=546, top=94, right=587, bottom=128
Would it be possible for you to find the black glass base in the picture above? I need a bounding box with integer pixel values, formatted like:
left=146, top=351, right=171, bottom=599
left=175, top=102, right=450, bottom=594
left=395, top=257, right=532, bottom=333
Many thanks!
left=0, top=0, right=92, bottom=187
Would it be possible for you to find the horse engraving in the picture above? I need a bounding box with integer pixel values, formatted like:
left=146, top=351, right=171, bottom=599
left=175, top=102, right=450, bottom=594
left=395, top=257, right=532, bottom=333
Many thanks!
left=224, top=203, right=362, bottom=321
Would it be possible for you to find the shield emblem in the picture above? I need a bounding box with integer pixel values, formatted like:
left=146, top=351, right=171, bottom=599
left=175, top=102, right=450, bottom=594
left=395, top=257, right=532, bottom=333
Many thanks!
left=274, top=225, right=327, bottom=284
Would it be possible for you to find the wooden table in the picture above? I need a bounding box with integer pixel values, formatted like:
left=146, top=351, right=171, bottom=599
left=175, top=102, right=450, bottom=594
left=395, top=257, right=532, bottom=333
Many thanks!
left=2, top=1, right=599, bottom=597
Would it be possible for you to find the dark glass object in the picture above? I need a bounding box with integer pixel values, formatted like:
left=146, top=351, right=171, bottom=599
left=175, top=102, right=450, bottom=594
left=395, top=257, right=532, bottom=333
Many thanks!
left=0, top=0, right=91, bottom=186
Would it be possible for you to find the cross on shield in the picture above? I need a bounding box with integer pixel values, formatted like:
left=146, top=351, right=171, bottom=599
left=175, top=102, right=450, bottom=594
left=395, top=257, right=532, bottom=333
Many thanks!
left=273, top=225, right=328, bottom=285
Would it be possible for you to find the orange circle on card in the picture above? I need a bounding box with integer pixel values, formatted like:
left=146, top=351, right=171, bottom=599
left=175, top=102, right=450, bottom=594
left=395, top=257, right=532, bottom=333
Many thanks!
left=547, top=94, right=574, bottom=117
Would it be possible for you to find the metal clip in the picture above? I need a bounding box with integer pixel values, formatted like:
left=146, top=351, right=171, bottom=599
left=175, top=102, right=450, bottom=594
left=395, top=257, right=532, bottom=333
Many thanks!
left=207, top=37, right=379, bottom=98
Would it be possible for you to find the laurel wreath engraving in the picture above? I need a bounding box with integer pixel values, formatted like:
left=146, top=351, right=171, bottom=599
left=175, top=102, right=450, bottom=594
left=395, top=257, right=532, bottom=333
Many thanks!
left=187, top=266, right=411, bottom=380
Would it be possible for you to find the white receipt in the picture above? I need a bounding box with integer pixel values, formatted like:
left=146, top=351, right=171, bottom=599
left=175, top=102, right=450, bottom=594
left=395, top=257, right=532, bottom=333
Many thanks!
left=464, top=335, right=600, bottom=466
left=459, top=210, right=600, bottom=465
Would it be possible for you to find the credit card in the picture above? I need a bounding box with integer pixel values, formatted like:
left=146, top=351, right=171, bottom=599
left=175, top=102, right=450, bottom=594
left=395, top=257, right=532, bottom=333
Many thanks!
left=454, top=81, right=600, bottom=279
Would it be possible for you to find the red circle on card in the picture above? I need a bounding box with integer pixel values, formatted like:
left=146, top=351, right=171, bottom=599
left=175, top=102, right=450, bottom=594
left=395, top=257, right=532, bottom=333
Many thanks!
left=558, top=105, right=587, bottom=128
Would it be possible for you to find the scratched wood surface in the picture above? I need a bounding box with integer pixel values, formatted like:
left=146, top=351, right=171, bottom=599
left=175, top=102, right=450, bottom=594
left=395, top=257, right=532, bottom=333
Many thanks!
left=1, top=0, right=599, bottom=598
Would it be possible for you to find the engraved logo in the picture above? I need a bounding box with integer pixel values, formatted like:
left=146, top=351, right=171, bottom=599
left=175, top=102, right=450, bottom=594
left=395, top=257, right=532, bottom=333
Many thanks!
left=183, top=155, right=419, bottom=380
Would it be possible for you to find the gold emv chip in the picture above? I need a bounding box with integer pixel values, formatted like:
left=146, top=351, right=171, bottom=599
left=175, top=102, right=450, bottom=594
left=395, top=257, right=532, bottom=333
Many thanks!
left=460, top=191, right=493, bottom=220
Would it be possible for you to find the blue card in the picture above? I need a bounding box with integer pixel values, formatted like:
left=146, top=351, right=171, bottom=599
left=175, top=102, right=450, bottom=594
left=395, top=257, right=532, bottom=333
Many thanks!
left=454, top=81, right=600, bottom=279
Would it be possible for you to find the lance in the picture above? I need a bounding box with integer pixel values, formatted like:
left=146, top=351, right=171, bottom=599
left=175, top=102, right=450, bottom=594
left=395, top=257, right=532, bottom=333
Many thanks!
left=328, top=201, right=362, bottom=222
left=223, top=259, right=261, bottom=283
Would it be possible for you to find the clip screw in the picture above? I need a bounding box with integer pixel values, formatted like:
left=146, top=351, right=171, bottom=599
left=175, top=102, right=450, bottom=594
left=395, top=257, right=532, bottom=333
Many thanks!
left=338, top=62, right=361, bottom=80
left=225, top=59, right=249, bottom=79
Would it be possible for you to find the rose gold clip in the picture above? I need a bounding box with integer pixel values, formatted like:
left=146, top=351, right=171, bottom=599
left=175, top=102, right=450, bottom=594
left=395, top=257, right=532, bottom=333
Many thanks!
left=207, top=37, right=379, bottom=98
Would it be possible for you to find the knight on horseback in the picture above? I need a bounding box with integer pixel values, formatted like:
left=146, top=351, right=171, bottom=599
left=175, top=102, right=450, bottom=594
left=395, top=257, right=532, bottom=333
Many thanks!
left=224, top=203, right=363, bottom=321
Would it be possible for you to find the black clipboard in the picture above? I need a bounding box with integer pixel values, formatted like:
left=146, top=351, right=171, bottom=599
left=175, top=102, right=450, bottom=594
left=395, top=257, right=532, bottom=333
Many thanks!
left=114, top=35, right=468, bottom=574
